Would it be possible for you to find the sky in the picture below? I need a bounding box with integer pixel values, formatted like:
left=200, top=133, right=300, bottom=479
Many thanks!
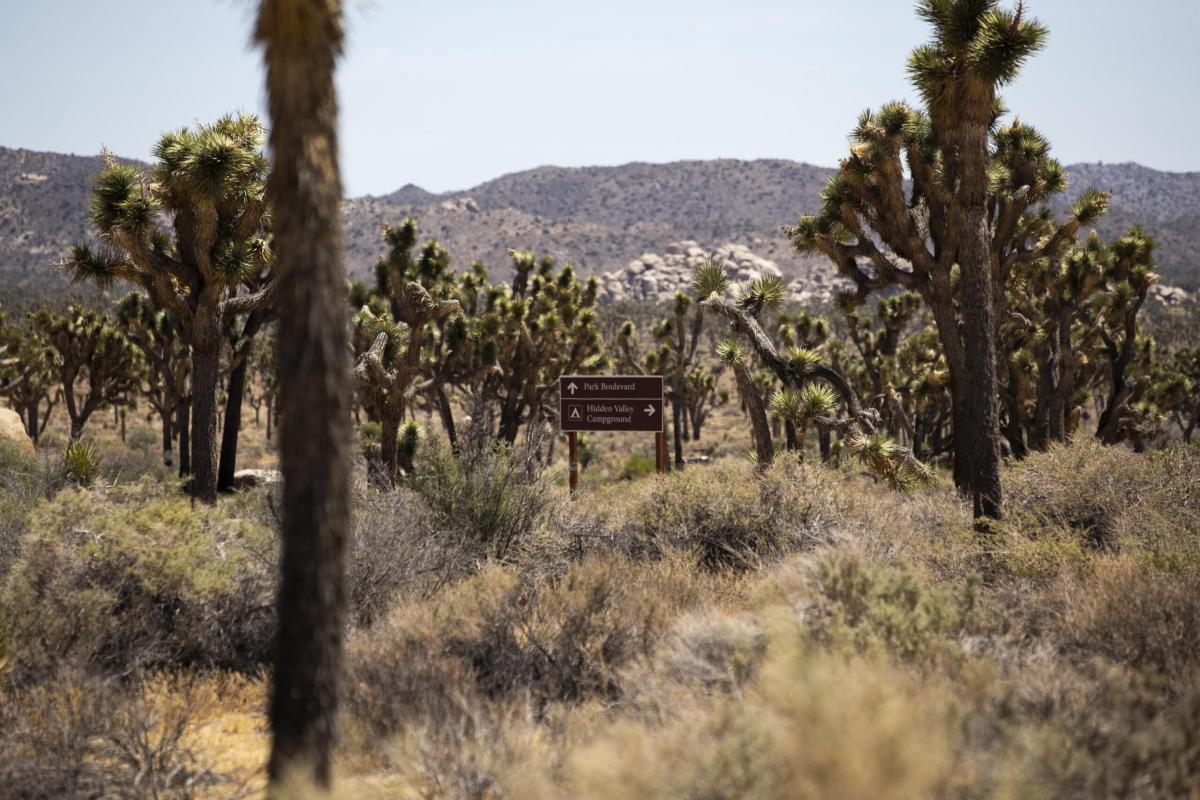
left=1, top=0, right=1197, bottom=197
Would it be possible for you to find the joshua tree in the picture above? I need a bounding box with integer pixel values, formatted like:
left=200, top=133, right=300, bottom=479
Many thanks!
left=115, top=292, right=189, bottom=467
left=63, top=114, right=274, bottom=502
left=615, top=284, right=722, bottom=467
left=351, top=222, right=606, bottom=451
left=772, top=307, right=834, bottom=456
left=1090, top=228, right=1159, bottom=445
left=476, top=251, right=607, bottom=443
left=0, top=319, right=59, bottom=445
left=352, top=221, right=461, bottom=484
left=256, top=0, right=351, bottom=790
left=693, top=264, right=928, bottom=488
left=787, top=1, right=1112, bottom=517
left=1152, top=346, right=1200, bottom=443
left=34, top=306, right=142, bottom=441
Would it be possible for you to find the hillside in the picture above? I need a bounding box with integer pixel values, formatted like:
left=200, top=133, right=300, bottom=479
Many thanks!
left=3, top=147, right=1199, bottom=307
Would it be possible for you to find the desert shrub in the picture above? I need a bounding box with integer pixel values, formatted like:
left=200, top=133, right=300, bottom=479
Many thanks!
left=804, top=550, right=985, bottom=661
left=348, top=485, right=482, bottom=626
left=1054, top=555, right=1200, bottom=679
left=623, top=456, right=840, bottom=571
left=0, top=481, right=276, bottom=682
left=126, top=424, right=159, bottom=455
left=0, top=440, right=41, bottom=580
left=508, top=635, right=962, bottom=800
left=97, top=436, right=173, bottom=485
left=640, top=610, right=766, bottom=695
left=344, top=555, right=711, bottom=739
left=1025, top=666, right=1200, bottom=800
left=407, top=424, right=557, bottom=560
left=1006, top=440, right=1200, bottom=566
left=0, top=672, right=246, bottom=800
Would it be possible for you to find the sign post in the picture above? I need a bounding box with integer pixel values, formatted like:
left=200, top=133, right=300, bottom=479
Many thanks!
left=559, top=374, right=665, bottom=494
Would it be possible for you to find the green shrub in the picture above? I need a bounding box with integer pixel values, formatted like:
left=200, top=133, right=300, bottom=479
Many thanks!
left=408, top=426, right=556, bottom=560
left=806, top=550, right=984, bottom=661
left=619, top=450, right=657, bottom=481
left=358, top=420, right=382, bottom=472
left=0, top=481, right=276, bottom=682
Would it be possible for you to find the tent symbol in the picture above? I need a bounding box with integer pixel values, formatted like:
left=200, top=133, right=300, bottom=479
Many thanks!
left=569, top=406, right=581, bottom=420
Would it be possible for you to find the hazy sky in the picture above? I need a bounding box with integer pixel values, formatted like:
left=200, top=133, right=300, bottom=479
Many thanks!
left=1, top=1, right=1196, bottom=196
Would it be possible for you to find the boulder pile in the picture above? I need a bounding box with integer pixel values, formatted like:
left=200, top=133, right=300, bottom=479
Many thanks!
left=595, top=241, right=847, bottom=305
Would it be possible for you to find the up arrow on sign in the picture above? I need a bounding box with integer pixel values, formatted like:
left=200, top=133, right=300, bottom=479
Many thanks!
left=567, top=381, right=578, bottom=395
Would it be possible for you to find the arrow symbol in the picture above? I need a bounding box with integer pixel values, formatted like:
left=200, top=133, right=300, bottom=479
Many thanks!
left=567, top=381, right=578, bottom=395
left=645, top=405, right=656, bottom=416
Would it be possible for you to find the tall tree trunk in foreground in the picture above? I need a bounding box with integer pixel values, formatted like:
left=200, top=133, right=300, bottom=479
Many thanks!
left=256, top=0, right=351, bottom=791
left=945, top=108, right=1004, bottom=519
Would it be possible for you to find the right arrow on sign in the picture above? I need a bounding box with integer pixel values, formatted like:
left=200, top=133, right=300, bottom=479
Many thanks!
left=645, top=405, right=656, bottom=416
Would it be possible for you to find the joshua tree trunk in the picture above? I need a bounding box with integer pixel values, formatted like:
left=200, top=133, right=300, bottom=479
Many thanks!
left=257, top=0, right=351, bottom=790
left=945, top=111, right=1003, bottom=519
left=219, top=311, right=269, bottom=492
left=784, top=419, right=798, bottom=451
left=731, top=359, right=773, bottom=470
left=377, top=407, right=401, bottom=488
left=22, top=399, right=39, bottom=444
left=177, top=395, right=191, bottom=478
left=189, top=318, right=221, bottom=504
left=218, top=354, right=249, bottom=491
left=671, top=395, right=684, bottom=468
left=436, top=386, right=457, bottom=449
left=162, top=413, right=174, bottom=468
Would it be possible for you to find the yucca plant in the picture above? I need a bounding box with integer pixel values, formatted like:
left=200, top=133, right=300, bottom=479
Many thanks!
left=63, top=440, right=100, bottom=487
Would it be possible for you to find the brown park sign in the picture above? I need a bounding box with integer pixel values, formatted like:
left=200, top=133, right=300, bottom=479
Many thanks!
left=559, top=375, right=664, bottom=433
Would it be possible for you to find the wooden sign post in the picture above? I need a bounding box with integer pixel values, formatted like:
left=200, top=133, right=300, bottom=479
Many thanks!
left=559, top=375, right=665, bottom=494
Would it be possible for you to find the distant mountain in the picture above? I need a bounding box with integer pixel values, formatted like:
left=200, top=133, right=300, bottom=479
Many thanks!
left=2, top=147, right=1198, bottom=310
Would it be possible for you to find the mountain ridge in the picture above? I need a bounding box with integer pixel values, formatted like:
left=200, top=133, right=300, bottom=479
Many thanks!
left=2, top=146, right=1198, bottom=308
